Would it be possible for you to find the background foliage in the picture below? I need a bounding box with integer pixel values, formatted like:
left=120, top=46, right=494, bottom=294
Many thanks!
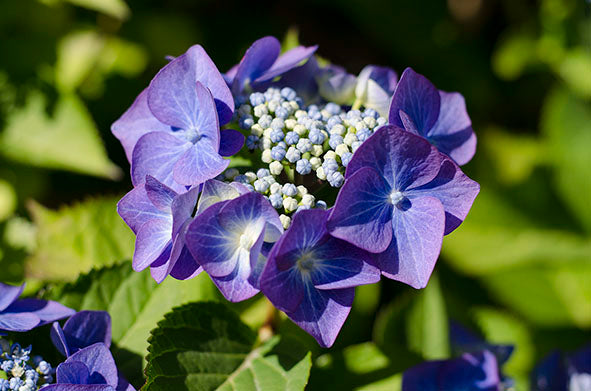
left=0, top=0, right=589, bottom=390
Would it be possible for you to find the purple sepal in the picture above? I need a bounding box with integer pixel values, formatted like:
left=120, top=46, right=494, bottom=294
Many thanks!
left=0, top=284, right=75, bottom=332
left=148, top=45, right=233, bottom=126
left=218, top=129, right=245, bottom=157
left=388, top=67, right=476, bottom=165
left=51, top=311, right=112, bottom=357
left=402, top=350, right=500, bottom=391
left=532, top=351, right=568, bottom=391
left=255, top=44, right=318, bottom=84
left=355, top=65, right=398, bottom=117
left=261, top=209, right=379, bottom=347
left=273, top=56, right=321, bottom=103
left=317, top=65, right=357, bottom=105
left=185, top=192, right=282, bottom=302
left=111, top=89, right=170, bottom=163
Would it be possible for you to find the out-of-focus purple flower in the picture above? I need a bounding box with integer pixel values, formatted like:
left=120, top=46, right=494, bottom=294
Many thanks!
left=185, top=192, right=283, bottom=302
left=317, top=65, right=357, bottom=106
left=51, top=311, right=112, bottom=357
left=226, top=36, right=317, bottom=95
left=273, top=56, right=322, bottom=103
left=42, top=343, right=135, bottom=391
left=260, top=209, right=380, bottom=347
left=117, top=176, right=200, bottom=283
left=402, top=350, right=501, bottom=391
left=532, top=346, right=591, bottom=391
left=354, top=65, right=397, bottom=117
left=327, top=126, right=479, bottom=288
left=0, top=283, right=74, bottom=333
left=450, top=322, right=514, bottom=369
left=112, top=45, right=238, bottom=165
left=389, top=67, right=476, bottom=165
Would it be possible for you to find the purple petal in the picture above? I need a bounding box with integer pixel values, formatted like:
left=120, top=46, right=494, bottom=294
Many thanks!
left=273, top=56, right=320, bottom=102
left=0, top=312, right=40, bottom=332
left=374, top=196, right=445, bottom=289
left=389, top=68, right=440, bottom=136
left=116, top=374, right=136, bottom=391
left=172, top=140, right=229, bottom=186
left=131, top=132, right=191, bottom=192
left=111, top=89, right=170, bottom=163
left=144, top=176, right=176, bottom=212
left=317, top=66, right=357, bottom=105
left=57, top=361, right=90, bottom=384
left=408, top=157, right=479, bottom=235
left=51, top=322, right=70, bottom=356
left=62, top=311, right=112, bottom=353
left=532, top=351, right=567, bottom=391
left=196, top=179, right=242, bottom=214
left=218, top=129, right=245, bottom=157
left=254, top=45, right=318, bottom=84
left=232, top=36, right=281, bottom=94
left=355, top=65, right=398, bottom=117
left=185, top=201, right=237, bottom=277
left=210, top=253, right=260, bottom=302
left=224, top=64, right=238, bottom=85
left=43, top=385, right=115, bottom=391
left=169, top=245, right=202, bottom=281
left=327, top=167, right=394, bottom=253
left=286, top=287, right=354, bottom=348
left=0, top=282, right=24, bottom=311
left=171, top=186, right=199, bottom=238
left=67, top=343, right=118, bottom=388
left=133, top=219, right=172, bottom=272
left=117, top=184, right=166, bottom=234
left=148, top=45, right=234, bottom=126
left=5, top=299, right=75, bottom=325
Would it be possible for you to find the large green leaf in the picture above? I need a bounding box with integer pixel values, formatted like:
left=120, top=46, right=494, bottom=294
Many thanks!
left=0, top=92, right=121, bottom=179
left=26, top=196, right=134, bottom=280
left=405, top=274, right=450, bottom=360
left=541, top=87, right=591, bottom=233
left=42, top=0, right=130, bottom=20
left=354, top=374, right=402, bottom=391
left=144, top=302, right=312, bottom=391
left=48, top=262, right=219, bottom=384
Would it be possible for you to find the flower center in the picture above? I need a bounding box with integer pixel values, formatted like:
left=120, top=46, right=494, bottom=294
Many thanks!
left=296, top=252, right=316, bottom=274
left=239, top=233, right=254, bottom=250
left=389, top=190, right=404, bottom=205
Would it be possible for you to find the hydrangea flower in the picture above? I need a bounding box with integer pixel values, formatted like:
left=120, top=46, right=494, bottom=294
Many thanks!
left=117, top=176, right=201, bottom=283
left=389, top=67, right=476, bottom=165
left=185, top=191, right=283, bottom=302
left=111, top=45, right=243, bottom=190
left=225, top=36, right=317, bottom=95
left=402, top=350, right=501, bottom=391
left=1, top=341, right=54, bottom=390
left=0, top=283, right=74, bottom=333
left=42, top=343, right=134, bottom=391
left=51, top=311, right=111, bottom=357
left=327, top=125, right=479, bottom=288
left=532, top=346, right=591, bottom=391
left=354, top=65, right=398, bottom=117
left=317, top=65, right=357, bottom=105
left=260, top=209, right=380, bottom=347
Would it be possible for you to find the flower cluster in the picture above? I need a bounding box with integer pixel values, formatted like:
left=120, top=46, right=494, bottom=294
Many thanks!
left=112, top=35, right=479, bottom=347
left=0, top=341, right=53, bottom=391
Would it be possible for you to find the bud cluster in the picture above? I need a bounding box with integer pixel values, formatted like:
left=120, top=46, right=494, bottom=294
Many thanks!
left=236, top=87, right=387, bottom=188
left=0, top=340, right=52, bottom=391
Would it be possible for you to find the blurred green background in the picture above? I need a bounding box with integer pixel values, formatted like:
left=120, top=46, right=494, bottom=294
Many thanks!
left=0, top=0, right=589, bottom=390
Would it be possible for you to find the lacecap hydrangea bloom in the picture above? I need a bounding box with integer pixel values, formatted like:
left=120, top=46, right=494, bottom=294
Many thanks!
left=112, top=35, right=479, bottom=347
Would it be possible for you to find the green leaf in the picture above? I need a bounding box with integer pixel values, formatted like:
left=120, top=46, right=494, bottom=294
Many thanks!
left=41, top=0, right=130, bottom=20
left=354, top=374, right=402, bottom=391
left=0, top=179, right=16, bottom=222
left=144, top=302, right=312, bottom=391
left=405, top=274, right=450, bottom=360
left=558, top=48, right=591, bottom=99
left=492, top=33, right=537, bottom=80
left=47, top=262, right=219, bottom=384
left=443, top=190, right=591, bottom=275
left=26, top=196, right=134, bottom=281
left=343, top=343, right=390, bottom=375
left=482, top=262, right=591, bottom=328
left=541, top=87, right=591, bottom=233
left=0, top=92, right=121, bottom=179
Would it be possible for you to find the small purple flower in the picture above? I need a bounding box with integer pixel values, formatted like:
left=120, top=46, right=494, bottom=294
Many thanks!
left=354, top=65, right=398, bottom=117
left=112, top=45, right=238, bottom=165
left=0, top=283, right=74, bottom=333
left=317, top=65, right=357, bottom=105
left=260, top=209, right=380, bottom=347
left=402, top=350, right=501, bottom=391
left=226, top=36, right=317, bottom=95
left=327, top=126, right=479, bottom=288
left=42, top=343, right=134, bottom=391
left=532, top=346, right=591, bottom=391
left=185, top=192, right=283, bottom=302
left=51, top=311, right=112, bottom=357
left=389, top=67, right=476, bottom=165
left=117, top=176, right=201, bottom=283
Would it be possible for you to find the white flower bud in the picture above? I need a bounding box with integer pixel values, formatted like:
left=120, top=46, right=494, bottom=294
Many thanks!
left=294, top=124, right=307, bottom=136
left=251, top=124, right=264, bottom=137
left=335, top=144, right=350, bottom=157
left=269, top=161, right=283, bottom=175
left=261, top=149, right=272, bottom=163
left=301, top=194, right=315, bottom=207
left=270, top=183, right=282, bottom=194
left=285, top=118, right=297, bottom=130
left=311, top=145, right=324, bottom=157
left=245, top=172, right=257, bottom=183
left=330, top=124, right=346, bottom=136
left=297, top=185, right=308, bottom=197
left=316, top=166, right=327, bottom=180
left=253, top=104, right=268, bottom=117
left=280, top=214, right=291, bottom=229
left=283, top=197, right=298, bottom=213
left=344, top=132, right=358, bottom=146
left=310, top=157, right=322, bottom=169
left=324, top=150, right=337, bottom=161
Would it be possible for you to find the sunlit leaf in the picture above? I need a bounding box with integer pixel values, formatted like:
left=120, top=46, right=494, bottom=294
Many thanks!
left=0, top=179, right=16, bottom=222
left=343, top=343, right=389, bottom=375
left=0, top=92, right=121, bottom=179
left=144, top=302, right=312, bottom=391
